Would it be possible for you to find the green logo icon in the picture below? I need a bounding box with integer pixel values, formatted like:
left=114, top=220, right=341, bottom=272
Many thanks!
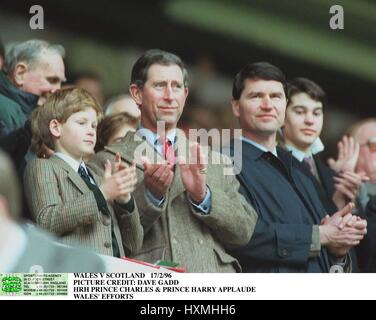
left=2, top=276, right=22, bottom=293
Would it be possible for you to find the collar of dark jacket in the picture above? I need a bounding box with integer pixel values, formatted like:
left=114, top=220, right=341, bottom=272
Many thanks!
left=0, top=71, right=39, bottom=114
left=276, top=146, right=294, bottom=165
left=227, top=139, right=295, bottom=169
left=227, top=138, right=267, bottom=160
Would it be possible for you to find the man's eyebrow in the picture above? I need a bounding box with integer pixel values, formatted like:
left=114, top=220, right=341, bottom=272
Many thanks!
left=247, top=91, right=263, bottom=95
left=152, top=80, right=167, bottom=85
left=270, top=91, right=283, bottom=96
left=47, top=75, right=66, bottom=82
left=291, top=105, right=306, bottom=109
left=75, top=116, right=91, bottom=121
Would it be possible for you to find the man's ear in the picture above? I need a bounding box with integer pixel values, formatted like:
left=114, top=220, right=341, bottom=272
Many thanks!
left=13, top=63, right=29, bottom=87
left=129, top=84, right=143, bottom=106
left=49, top=119, right=62, bottom=138
left=184, top=87, right=189, bottom=99
left=231, top=98, right=240, bottom=118
left=282, top=103, right=288, bottom=127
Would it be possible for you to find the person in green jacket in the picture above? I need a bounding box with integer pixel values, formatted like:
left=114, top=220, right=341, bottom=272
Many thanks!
left=0, top=39, right=66, bottom=136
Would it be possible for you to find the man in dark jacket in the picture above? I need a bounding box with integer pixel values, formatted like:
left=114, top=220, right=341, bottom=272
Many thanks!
left=281, top=78, right=365, bottom=213
left=0, top=39, right=65, bottom=166
left=0, top=38, right=4, bottom=71
left=280, top=78, right=367, bottom=271
left=223, top=62, right=367, bottom=272
left=0, top=39, right=65, bottom=136
left=0, top=39, right=66, bottom=221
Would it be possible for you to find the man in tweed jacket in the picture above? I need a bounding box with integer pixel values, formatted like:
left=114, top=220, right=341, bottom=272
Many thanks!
left=89, top=49, right=257, bottom=272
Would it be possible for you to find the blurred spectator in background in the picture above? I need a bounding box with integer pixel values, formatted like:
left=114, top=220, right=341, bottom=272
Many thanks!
left=189, top=54, right=232, bottom=107
left=72, top=71, right=104, bottom=106
left=104, top=94, right=141, bottom=119
left=95, top=111, right=139, bottom=152
left=0, top=39, right=65, bottom=136
left=0, top=38, right=4, bottom=71
left=348, top=119, right=376, bottom=184
left=345, top=118, right=376, bottom=272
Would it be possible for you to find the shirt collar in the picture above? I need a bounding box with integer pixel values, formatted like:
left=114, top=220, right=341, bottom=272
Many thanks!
left=310, top=137, right=325, bottom=155
left=54, top=152, right=86, bottom=173
left=285, top=144, right=312, bottom=162
left=240, top=135, right=278, bottom=157
left=138, top=125, right=177, bottom=147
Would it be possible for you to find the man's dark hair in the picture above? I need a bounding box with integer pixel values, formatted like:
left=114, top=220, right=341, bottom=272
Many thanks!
left=287, top=77, right=326, bottom=108
left=131, top=49, right=188, bottom=88
left=232, top=62, right=286, bottom=100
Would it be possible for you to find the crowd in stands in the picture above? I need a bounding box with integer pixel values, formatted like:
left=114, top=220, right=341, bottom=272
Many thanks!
left=1, top=38, right=375, bottom=273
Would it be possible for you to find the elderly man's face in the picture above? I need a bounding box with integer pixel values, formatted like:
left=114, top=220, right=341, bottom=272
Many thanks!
left=18, top=53, right=65, bottom=106
left=355, top=122, right=376, bottom=181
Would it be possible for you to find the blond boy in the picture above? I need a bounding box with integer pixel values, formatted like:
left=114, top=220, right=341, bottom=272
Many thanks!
left=24, top=87, right=143, bottom=257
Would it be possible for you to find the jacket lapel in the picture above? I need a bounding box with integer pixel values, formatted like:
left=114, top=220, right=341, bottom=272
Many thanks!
left=314, top=156, right=335, bottom=195
left=50, top=155, right=88, bottom=194
left=168, top=130, right=189, bottom=201
left=168, top=160, right=186, bottom=202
